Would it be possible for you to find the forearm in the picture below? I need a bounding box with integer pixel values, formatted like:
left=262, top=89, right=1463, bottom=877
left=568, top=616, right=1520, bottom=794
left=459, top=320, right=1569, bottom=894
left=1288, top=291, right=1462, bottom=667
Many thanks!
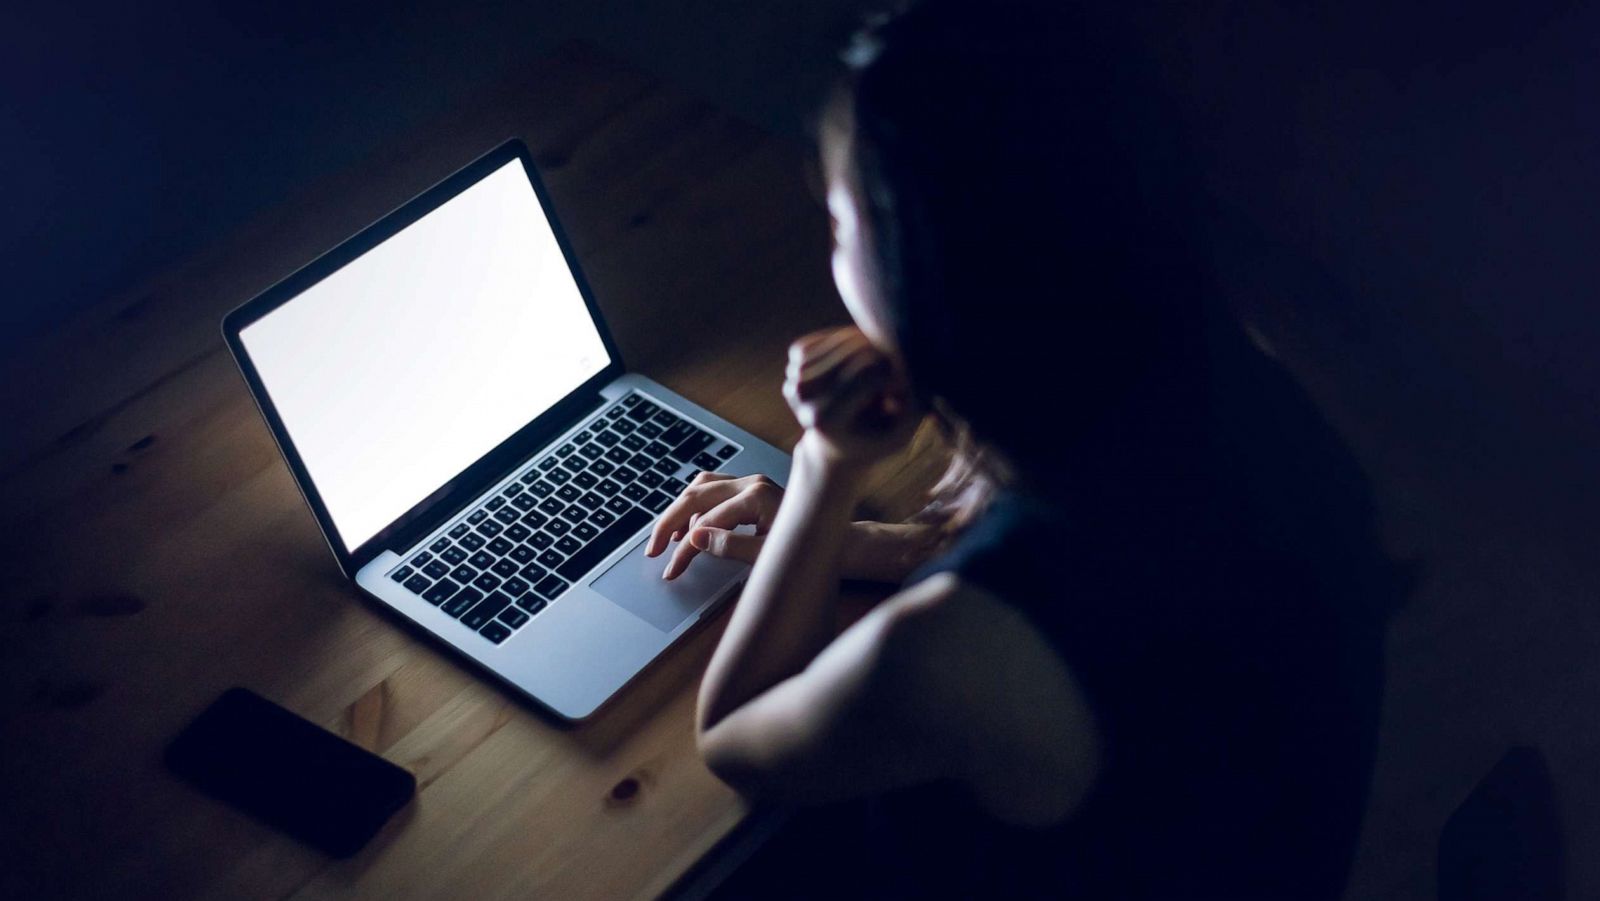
left=697, top=438, right=866, bottom=730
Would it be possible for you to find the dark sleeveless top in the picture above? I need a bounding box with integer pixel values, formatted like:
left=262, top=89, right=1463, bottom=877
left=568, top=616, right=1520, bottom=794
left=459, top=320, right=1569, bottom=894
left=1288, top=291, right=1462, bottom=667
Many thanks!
left=866, top=346, right=1400, bottom=899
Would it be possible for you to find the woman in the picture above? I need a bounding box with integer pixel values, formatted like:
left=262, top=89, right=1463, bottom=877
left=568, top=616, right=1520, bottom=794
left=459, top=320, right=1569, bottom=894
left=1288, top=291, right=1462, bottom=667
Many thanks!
left=648, top=2, right=1403, bottom=897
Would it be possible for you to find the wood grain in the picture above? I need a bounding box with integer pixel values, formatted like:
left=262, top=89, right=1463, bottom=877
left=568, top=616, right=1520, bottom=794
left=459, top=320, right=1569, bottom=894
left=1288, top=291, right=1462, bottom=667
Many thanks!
left=0, top=42, right=947, bottom=901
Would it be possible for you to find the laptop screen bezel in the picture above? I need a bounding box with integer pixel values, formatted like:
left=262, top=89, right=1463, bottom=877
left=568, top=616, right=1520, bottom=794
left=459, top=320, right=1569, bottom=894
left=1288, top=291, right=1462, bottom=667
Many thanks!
left=222, top=139, right=625, bottom=578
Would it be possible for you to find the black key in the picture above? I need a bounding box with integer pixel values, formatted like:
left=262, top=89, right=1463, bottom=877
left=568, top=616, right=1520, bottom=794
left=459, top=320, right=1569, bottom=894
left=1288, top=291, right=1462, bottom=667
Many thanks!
left=637, top=422, right=664, bottom=440
left=519, top=468, right=542, bottom=484
left=578, top=444, right=603, bottom=461
left=520, top=510, right=548, bottom=530
left=545, top=518, right=570, bottom=536
left=559, top=505, right=587, bottom=523
left=652, top=458, right=679, bottom=475
left=641, top=490, right=673, bottom=513
left=557, top=483, right=582, bottom=502
left=485, top=496, right=506, bottom=512
left=502, top=481, right=524, bottom=497
left=430, top=536, right=452, bottom=553
left=660, top=421, right=694, bottom=447
left=502, top=576, right=530, bottom=597
left=442, top=586, right=483, bottom=618
left=449, top=523, right=471, bottom=539
left=504, top=523, right=531, bottom=542
left=611, top=400, right=632, bottom=414
left=538, top=549, right=565, bottom=569
left=530, top=479, right=555, bottom=498
left=645, top=440, right=671, bottom=458
left=468, top=509, right=488, bottom=525
left=595, top=431, right=619, bottom=447
left=578, top=491, right=604, bottom=510
left=469, top=551, right=495, bottom=570
left=535, top=574, right=570, bottom=600
left=556, top=535, right=583, bottom=556
left=692, top=451, right=721, bottom=471
left=622, top=433, right=646, bottom=451
left=652, top=409, right=680, bottom=428
left=390, top=565, right=414, bottom=583
left=480, top=621, right=512, bottom=644
left=589, top=509, right=615, bottom=528
left=547, top=468, right=571, bottom=486
left=410, top=551, right=434, bottom=567
left=637, top=470, right=664, bottom=488
left=555, top=443, right=576, bottom=458
left=672, top=431, right=715, bottom=463
left=629, top=453, right=653, bottom=471
left=488, top=537, right=513, bottom=556
left=510, top=493, right=537, bottom=511
left=462, top=592, right=512, bottom=629
left=510, top=544, right=536, bottom=564
left=498, top=606, right=530, bottom=629
left=717, top=444, right=739, bottom=460
left=662, top=477, right=687, bottom=496
left=519, top=562, right=548, bottom=583
left=612, top=418, right=636, bottom=435
left=472, top=572, right=502, bottom=593
left=605, top=496, right=633, bottom=516
left=612, top=466, right=638, bottom=484
left=403, top=574, right=431, bottom=594
left=556, top=507, right=651, bottom=581
left=573, top=470, right=598, bottom=489
left=529, top=533, right=555, bottom=551
left=459, top=532, right=486, bottom=551
left=515, top=594, right=547, bottom=614
left=623, top=483, right=649, bottom=502
left=626, top=400, right=659, bottom=421
left=573, top=521, right=600, bottom=541
left=494, top=507, right=519, bottom=524
left=423, top=579, right=460, bottom=606
left=538, top=457, right=559, bottom=471
left=561, top=455, right=587, bottom=473
left=686, top=470, right=704, bottom=482
left=476, top=519, right=503, bottom=537
left=423, top=560, right=451, bottom=579
left=539, top=497, right=564, bottom=516
left=574, top=431, right=592, bottom=444
left=451, top=565, right=477, bottom=584
left=441, top=546, right=468, bottom=566
left=588, top=459, right=614, bottom=477
left=605, top=447, right=632, bottom=465
left=492, top=559, right=519, bottom=578
left=620, top=394, right=641, bottom=407
left=596, top=478, right=622, bottom=497
left=590, top=418, right=610, bottom=432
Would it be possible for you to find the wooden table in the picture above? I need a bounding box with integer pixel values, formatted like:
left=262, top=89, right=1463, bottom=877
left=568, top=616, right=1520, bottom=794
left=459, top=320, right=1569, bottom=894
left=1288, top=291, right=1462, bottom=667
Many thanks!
left=0, top=42, right=949, bottom=900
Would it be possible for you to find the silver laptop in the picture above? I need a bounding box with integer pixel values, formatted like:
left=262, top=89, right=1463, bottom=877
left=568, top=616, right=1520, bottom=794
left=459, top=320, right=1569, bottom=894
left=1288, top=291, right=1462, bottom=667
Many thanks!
left=223, top=139, right=790, bottom=720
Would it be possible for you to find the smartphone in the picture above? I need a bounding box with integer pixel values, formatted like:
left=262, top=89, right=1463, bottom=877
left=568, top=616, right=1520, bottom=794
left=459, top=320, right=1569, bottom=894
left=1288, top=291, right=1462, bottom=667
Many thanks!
left=165, top=687, right=416, bottom=858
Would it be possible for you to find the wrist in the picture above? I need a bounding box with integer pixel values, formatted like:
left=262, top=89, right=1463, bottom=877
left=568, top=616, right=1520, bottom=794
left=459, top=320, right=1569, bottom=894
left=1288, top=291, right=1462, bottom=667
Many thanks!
left=794, top=431, right=874, bottom=485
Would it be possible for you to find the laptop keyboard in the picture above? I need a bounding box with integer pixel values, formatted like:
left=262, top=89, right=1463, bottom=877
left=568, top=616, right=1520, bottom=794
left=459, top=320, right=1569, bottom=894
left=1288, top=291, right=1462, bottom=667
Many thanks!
left=385, top=392, right=742, bottom=645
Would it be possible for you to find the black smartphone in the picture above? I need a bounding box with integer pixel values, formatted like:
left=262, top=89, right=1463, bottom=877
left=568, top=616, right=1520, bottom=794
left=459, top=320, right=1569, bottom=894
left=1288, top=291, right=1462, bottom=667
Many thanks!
left=165, top=687, right=416, bottom=858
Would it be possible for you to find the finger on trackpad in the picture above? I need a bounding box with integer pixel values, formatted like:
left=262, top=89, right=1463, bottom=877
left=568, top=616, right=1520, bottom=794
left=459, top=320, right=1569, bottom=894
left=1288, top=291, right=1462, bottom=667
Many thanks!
left=590, top=539, right=748, bottom=632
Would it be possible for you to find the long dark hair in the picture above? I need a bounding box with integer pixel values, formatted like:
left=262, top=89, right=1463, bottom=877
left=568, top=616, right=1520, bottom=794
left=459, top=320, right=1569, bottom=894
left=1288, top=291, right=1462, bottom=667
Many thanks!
left=823, top=0, right=1411, bottom=604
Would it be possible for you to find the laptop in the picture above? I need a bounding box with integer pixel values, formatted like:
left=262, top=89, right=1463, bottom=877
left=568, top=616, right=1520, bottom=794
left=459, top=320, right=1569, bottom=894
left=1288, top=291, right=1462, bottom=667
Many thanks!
left=223, top=139, right=790, bottom=720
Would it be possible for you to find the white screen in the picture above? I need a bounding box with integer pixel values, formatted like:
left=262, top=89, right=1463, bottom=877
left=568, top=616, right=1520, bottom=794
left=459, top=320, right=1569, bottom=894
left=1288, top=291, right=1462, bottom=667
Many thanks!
left=240, top=158, right=610, bottom=552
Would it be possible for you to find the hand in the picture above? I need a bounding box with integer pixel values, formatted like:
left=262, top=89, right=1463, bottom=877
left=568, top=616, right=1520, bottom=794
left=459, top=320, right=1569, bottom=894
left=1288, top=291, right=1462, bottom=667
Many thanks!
left=647, top=471, right=944, bottom=582
left=647, top=472, right=782, bottom=580
left=783, top=326, right=920, bottom=471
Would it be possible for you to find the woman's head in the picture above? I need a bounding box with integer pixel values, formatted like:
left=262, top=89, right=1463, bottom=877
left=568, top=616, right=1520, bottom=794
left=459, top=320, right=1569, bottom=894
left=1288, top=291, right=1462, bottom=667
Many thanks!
left=819, top=0, right=1212, bottom=478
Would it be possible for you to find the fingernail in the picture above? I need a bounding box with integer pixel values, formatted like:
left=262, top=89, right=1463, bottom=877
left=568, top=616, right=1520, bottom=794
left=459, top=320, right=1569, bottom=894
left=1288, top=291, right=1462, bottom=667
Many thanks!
left=689, top=528, right=709, bottom=550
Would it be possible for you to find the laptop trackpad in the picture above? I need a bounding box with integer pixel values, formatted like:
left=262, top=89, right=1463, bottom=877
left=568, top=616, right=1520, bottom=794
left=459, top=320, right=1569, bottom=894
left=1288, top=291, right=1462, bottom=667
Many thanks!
left=590, top=538, right=749, bottom=632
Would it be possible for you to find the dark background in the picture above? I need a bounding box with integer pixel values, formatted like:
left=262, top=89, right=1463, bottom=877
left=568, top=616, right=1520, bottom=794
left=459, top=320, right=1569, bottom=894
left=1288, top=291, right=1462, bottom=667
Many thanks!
left=6, top=2, right=1598, bottom=897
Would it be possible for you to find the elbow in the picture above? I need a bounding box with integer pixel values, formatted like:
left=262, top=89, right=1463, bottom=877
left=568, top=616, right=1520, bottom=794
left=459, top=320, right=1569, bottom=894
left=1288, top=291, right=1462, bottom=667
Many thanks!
left=695, top=722, right=771, bottom=798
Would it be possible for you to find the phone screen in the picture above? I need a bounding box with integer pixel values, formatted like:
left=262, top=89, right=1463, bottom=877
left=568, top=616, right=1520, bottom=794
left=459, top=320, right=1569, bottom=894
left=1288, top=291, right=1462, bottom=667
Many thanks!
left=165, top=688, right=416, bottom=858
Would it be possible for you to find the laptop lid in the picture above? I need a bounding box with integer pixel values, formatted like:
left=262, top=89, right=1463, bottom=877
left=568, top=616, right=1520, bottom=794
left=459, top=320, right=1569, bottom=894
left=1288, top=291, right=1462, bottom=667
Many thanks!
left=223, top=140, right=624, bottom=577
